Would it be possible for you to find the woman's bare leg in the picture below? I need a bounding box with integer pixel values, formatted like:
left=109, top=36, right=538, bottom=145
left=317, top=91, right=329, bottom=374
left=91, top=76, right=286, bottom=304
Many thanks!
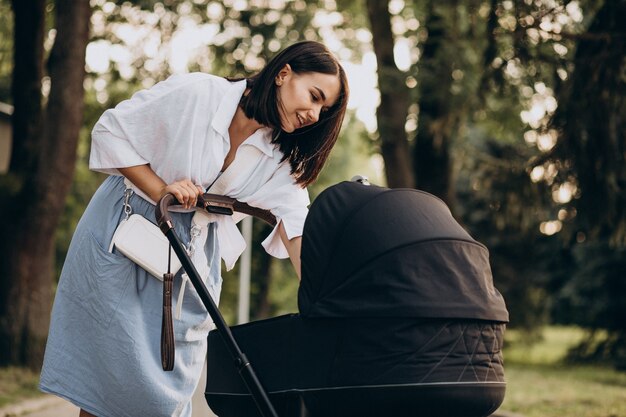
left=79, top=409, right=97, bottom=417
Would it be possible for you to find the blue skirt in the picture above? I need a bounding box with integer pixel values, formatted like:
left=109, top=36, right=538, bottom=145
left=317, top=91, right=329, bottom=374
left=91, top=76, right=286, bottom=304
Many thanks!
left=40, top=175, right=222, bottom=417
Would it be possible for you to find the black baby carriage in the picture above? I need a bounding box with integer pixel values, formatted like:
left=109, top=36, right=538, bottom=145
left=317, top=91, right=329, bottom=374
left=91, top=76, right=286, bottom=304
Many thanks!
left=157, top=180, right=509, bottom=417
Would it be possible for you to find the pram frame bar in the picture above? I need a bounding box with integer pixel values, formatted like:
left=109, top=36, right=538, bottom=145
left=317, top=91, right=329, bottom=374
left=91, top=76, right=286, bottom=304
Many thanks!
left=157, top=193, right=279, bottom=417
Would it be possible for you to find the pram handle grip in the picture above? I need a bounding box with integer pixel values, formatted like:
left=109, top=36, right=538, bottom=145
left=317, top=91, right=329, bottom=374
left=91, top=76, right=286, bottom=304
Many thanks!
left=156, top=192, right=277, bottom=233
left=156, top=193, right=177, bottom=233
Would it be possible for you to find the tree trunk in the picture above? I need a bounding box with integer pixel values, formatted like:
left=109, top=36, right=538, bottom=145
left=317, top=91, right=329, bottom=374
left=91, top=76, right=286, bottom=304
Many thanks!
left=413, top=2, right=456, bottom=209
left=0, top=0, right=91, bottom=369
left=366, top=0, right=414, bottom=188
left=551, top=0, right=626, bottom=245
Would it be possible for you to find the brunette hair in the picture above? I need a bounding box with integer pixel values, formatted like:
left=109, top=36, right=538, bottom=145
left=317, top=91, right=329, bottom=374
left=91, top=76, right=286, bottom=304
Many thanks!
left=238, top=41, right=349, bottom=187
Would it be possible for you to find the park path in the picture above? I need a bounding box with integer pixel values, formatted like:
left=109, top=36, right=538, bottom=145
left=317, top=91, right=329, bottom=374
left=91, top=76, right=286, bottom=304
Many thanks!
left=1, top=362, right=216, bottom=417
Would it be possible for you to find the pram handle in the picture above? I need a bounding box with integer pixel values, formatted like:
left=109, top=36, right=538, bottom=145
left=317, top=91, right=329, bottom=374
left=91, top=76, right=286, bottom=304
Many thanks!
left=156, top=192, right=277, bottom=233
left=155, top=192, right=280, bottom=417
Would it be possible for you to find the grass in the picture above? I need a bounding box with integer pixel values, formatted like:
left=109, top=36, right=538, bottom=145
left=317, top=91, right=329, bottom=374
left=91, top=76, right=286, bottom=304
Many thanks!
left=501, top=326, right=626, bottom=417
left=0, top=366, right=41, bottom=408
left=1, top=326, right=625, bottom=416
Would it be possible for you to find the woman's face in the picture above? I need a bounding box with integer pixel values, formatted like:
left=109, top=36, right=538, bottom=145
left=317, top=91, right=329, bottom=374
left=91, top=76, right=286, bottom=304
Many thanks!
left=275, top=64, right=341, bottom=133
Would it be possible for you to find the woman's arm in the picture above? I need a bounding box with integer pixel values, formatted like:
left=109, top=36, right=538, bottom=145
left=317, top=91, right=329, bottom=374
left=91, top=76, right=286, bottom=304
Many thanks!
left=278, top=221, right=302, bottom=280
left=122, top=165, right=302, bottom=277
left=118, top=164, right=202, bottom=209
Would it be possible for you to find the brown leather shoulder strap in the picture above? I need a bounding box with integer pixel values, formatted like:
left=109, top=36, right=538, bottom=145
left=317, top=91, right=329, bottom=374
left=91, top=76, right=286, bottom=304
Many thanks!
left=200, top=193, right=277, bottom=226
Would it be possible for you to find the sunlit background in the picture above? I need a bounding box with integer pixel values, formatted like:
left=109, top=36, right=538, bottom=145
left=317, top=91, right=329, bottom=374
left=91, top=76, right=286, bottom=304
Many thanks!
left=2, top=1, right=626, bottom=415
left=82, top=0, right=584, bottom=237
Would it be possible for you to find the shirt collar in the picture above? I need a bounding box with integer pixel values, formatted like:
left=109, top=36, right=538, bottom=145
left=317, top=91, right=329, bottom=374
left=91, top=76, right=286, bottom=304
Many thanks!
left=243, top=128, right=275, bottom=157
left=211, top=79, right=276, bottom=158
left=211, top=79, right=246, bottom=139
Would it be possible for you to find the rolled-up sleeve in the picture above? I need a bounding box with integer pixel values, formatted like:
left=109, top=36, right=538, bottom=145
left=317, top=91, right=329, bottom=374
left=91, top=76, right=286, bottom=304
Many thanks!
left=262, top=184, right=309, bottom=259
left=89, top=73, right=211, bottom=175
left=90, top=127, right=150, bottom=176
left=243, top=162, right=310, bottom=259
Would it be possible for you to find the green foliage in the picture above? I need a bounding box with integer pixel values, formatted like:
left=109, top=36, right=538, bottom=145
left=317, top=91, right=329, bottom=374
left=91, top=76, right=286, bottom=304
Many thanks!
left=0, top=367, right=40, bottom=407
left=502, top=362, right=626, bottom=417
left=544, top=0, right=626, bottom=247
left=312, top=115, right=383, bottom=195
left=431, top=1, right=626, bottom=359
left=0, top=0, right=12, bottom=103
left=552, top=241, right=626, bottom=368
left=505, top=325, right=588, bottom=365
left=456, top=132, right=553, bottom=331
left=502, top=327, right=626, bottom=417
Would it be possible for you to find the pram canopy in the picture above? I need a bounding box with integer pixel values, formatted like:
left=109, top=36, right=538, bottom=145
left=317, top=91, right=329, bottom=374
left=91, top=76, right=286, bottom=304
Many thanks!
left=299, top=181, right=509, bottom=322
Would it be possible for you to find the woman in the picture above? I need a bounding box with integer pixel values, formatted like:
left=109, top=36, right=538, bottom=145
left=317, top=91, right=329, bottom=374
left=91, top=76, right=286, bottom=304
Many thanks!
left=40, top=41, right=348, bottom=417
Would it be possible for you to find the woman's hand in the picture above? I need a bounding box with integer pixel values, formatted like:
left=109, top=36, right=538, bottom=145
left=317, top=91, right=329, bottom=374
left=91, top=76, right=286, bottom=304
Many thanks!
left=118, top=165, right=202, bottom=208
left=160, top=179, right=203, bottom=209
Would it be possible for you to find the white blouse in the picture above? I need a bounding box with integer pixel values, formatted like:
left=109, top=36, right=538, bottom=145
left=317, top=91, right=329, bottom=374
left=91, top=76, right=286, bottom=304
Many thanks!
left=89, top=73, right=310, bottom=270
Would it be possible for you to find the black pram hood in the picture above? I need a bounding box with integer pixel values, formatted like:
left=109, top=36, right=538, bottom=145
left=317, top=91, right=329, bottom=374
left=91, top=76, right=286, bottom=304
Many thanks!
left=298, top=181, right=509, bottom=322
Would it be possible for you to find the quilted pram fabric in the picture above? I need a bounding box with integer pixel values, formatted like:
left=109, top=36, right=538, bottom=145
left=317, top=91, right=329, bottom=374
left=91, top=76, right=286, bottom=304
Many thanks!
left=205, top=181, right=509, bottom=417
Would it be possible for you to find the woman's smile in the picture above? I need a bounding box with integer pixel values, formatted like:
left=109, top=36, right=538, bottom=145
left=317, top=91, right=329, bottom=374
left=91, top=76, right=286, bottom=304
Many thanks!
left=275, top=67, right=341, bottom=133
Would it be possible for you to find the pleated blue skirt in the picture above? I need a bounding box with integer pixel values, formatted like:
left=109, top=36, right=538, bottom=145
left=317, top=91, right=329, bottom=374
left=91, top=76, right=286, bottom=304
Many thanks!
left=40, top=175, right=222, bottom=417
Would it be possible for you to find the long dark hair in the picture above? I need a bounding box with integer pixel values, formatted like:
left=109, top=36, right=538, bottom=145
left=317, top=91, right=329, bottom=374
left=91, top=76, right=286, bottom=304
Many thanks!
left=238, top=41, right=349, bottom=187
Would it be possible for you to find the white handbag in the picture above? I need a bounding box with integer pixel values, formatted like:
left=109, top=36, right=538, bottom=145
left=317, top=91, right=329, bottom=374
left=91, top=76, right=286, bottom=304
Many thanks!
left=108, top=202, right=182, bottom=280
